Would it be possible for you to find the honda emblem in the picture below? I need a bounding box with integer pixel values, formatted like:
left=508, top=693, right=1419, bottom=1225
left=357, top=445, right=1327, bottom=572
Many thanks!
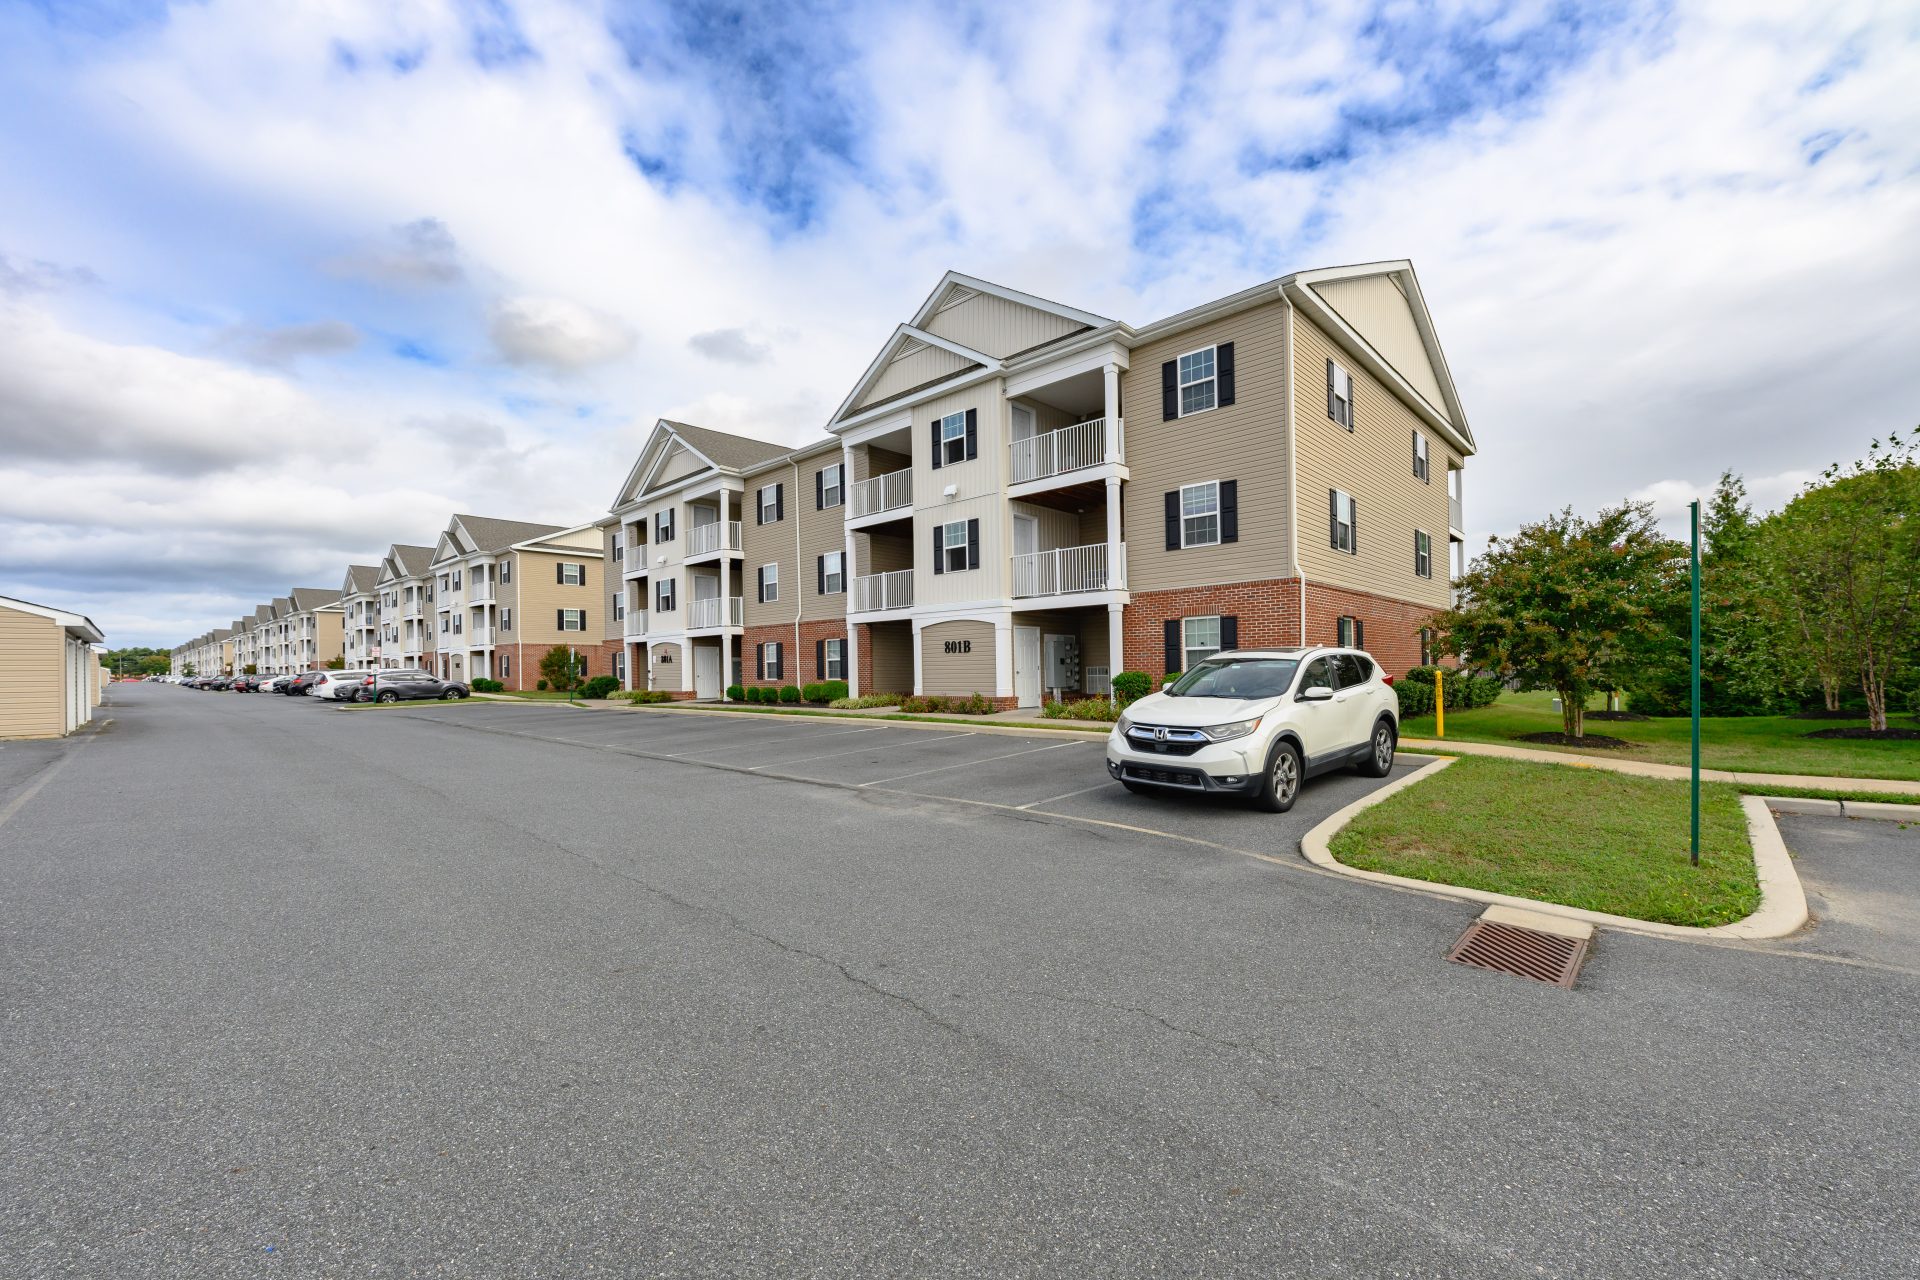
left=1153, top=726, right=1169, bottom=741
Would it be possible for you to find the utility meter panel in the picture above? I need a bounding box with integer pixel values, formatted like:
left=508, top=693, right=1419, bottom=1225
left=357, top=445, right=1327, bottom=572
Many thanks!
left=1044, top=634, right=1081, bottom=690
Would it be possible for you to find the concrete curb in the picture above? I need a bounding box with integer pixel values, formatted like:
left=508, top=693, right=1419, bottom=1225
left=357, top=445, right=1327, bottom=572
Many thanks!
left=1399, top=736, right=1920, bottom=797
left=1299, top=757, right=1811, bottom=942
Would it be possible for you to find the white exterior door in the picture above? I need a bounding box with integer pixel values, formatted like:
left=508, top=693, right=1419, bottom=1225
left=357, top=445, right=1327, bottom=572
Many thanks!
left=1014, top=626, right=1042, bottom=709
left=694, top=643, right=722, bottom=700
left=1012, top=515, right=1039, bottom=596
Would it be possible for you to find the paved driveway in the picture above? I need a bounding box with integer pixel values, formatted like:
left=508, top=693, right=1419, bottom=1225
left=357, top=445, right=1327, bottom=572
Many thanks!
left=2, top=687, right=1915, bottom=1279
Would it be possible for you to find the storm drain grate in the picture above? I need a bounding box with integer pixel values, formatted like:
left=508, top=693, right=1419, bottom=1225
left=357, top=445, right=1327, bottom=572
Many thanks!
left=1446, top=919, right=1591, bottom=987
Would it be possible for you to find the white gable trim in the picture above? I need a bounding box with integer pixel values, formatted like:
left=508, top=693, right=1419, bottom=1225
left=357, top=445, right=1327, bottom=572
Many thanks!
left=910, top=270, right=1110, bottom=332
left=829, top=322, right=1000, bottom=427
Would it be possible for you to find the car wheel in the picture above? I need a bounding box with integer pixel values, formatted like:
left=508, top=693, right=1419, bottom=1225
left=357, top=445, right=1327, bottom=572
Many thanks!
left=377, top=690, right=400, bottom=703
left=441, top=688, right=461, bottom=700
left=1254, top=740, right=1302, bottom=813
left=1358, top=718, right=1397, bottom=778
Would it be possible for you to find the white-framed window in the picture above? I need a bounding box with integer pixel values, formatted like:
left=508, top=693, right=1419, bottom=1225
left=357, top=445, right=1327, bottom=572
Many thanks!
left=819, top=464, right=843, bottom=508
left=1337, top=615, right=1364, bottom=649
left=502, top=654, right=512, bottom=681
left=938, top=412, right=967, bottom=466
left=759, top=484, right=780, bottom=523
left=439, top=573, right=449, bottom=593
left=1419, top=627, right=1433, bottom=667
left=452, top=569, right=462, bottom=590
left=656, top=510, right=674, bottom=542
left=760, top=563, right=779, bottom=602
left=613, top=651, right=624, bottom=681
left=762, top=641, right=782, bottom=680
left=452, top=615, right=463, bottom=634
left=941, top=521, right=969, bottom=573
left=1329, top=361, right=1354, bottom=429
left=822, top=551, right=844, bottom=594
left=824, top=637, right=845, bottom=680
left=560, top=562, right=585, bottom=586
left=1330, top=489, right=1357, bottom=554
left=1413, top=431, right=1430, bottom=483
left=612, top=533, right=623, bottom=562
left=614, top=592, right=625, bottom=621
left=500, top=560, right=511, bottom=583
left=1414, top=530, right=1432, bottom=579
left=657, top=580, right=675, bottom=611
left=1181, top=481, right=1221, bottom=548
left=559, top=609, right=586, bottom=632
left=1177, top=346, right=1217, bottom=416
left=1183, top=616, right=1222, bottom=671
left=500, top=608, right=511, bottom=632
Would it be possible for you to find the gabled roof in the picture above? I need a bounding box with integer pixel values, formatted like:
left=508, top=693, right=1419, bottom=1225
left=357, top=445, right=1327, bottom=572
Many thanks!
left=254, top=605, right=273, bottom=624
left=272, top=596, right=293, bottom=614
left=0, top=593, right=105, bottom=642
left=288, top=587, right=340, bottom=611
left=611, top=419, right=792, bottom=509
left=908, top=269, right=1112, bottom=334
left=342, top=564, right=380, bottom=595
left=450, top=514, right=567, bottom=555
left=383, top=544, right=435, bottom=578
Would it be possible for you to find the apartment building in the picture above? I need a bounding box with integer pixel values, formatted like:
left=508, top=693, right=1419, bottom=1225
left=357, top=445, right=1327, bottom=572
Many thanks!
left=608, top=260, right=1472, bottom=707
left=374, top=544, right=437, bottom=671
left=339, top=565, right=381, bottom=670
left=2, top=594, right=107, bottom=737
left=427, top=514, right=612, bottom=689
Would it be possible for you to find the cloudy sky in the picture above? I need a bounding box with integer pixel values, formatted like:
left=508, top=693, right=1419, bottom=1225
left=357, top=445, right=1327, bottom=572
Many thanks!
left=2, top=0, right=1915, bottom=647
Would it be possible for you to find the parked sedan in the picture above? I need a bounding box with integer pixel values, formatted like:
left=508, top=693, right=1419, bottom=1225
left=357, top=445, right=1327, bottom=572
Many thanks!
left=229, top=676, right=256, bottom=692
left=284, top=672, right=326, bottom=696
left=310, top=670, right=372, bottom=701
left=359, top=668, right=470, bottom=703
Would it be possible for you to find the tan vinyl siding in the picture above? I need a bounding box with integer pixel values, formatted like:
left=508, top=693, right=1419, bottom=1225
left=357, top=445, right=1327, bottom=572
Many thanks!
left=922, top=289, right=1086, bottom=359
left=919, top=619, right=995, bottom=696
left=856, top=530, right=913, bottom=577
left=1293, top=311, right=1456, bottom=610
left=851, top=444, right=909, bottom=484
left=1309, top=275, right=1449, bottom=413
left=654, top=445, right=706, bottom=485
left=514, top=550, right=604, bottom=646
left=799, top=458, right=851, bottom=622
left=649, top=641, right=685, bottom=692
left=859, top=342, right=978, bottom=410
left=911, top=380, right=1009, bottom=606
left=0, top=607, right=62, bottom=738
left=865, top=622, right=914, bottom=693
left=1121, top=299, right=1293, bottom=592
left=602, top=527, right=623, bottom=642
left=739, top=459, right=844, bottom=628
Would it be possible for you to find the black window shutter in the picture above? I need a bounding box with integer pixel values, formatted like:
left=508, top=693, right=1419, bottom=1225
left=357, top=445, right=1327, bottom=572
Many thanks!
left=775, top=484, right=784, bottom=522
left=555, top=608, right=563, bottom=630
left=816, top=555, right=825, bottom=596
left=965, top=518, right=980, bottom=570
left=1326, top=358, right=1337, bottom=420
left=1220, top=615, right=1238, bottom=650
left=756, top=491, right=764, bottom=526
left=964, top=408, right=978, bottom=460
left=1356, top=619, right=1365, bottom=651
left=816, top=638, right=825, bottom=680
left=756, top=566, right=765, bottom=601
left=581, top=609, right=589, bottom=632
left=1161, top=360, right=1178, bottom=420
left=1329, top=490, right=1340, bottom=550
left=1217, top=342, right=1235, bottom=406
left=930, top=420, right=942, bottom=470
left=1164, top=619, right=1180, bottom=672
left=931, top=524, right=944, bottom=575
left=556, top=562, right=563, bottom=584
left=1350, top=499, right=1358, bottom=553
left=756, top=643, right=764, bottom=680
left=1219, top=479, right=1238, bottom=544
left=1164, top=490, right=1181, bottom=550
left=815, top=469, right=824, bottom=510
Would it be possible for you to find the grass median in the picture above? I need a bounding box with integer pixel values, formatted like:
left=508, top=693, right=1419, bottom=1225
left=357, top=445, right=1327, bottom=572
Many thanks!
left=1330, top=755, right=1760, bottom=926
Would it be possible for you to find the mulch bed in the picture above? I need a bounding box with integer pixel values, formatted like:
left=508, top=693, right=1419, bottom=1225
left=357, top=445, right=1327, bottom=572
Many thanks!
left=1586, top=710, right=1651, bottom=722
left=1514, top=732, right=1635, bottom=749
left=1793, top=709, right=1871, bottom=720
left=1804, top=727, right=1920, bottom=741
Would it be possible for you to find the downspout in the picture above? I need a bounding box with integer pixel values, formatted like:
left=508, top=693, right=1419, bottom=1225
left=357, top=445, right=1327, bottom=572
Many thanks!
left=792, top=458, right=804, bottom=678
left=1282, top=288, right=1306, bottom=647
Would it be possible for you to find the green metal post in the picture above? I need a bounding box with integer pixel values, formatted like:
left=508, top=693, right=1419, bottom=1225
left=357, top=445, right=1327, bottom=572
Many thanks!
left=1690, top=499, right=1701, bottom=868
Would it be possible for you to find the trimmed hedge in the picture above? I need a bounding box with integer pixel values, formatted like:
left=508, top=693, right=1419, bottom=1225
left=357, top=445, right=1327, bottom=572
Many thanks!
left=1041, top=697, right=1120, bottom=722
left=725, top=684, right=744, bottom=702
left=779, top=685, right=802, bottom=704
left=579, top=675, right=620, bottom=700
left=624, top=689, right=674, bottom=704
left=536, top=679, right=549, bottom=691
left=1110, top=671, right=1151, bottom=705
left=470, top=677, right=504, bottom=693
left=802, top=680, right=849, bottom=705
left=829, top=694, right=899, bottom=709
left=898, top=692, right=995, bottom=715
left=1398, top=666, right=1501, bottom=714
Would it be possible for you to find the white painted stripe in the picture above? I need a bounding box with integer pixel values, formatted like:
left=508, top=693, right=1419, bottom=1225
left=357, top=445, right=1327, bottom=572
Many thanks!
left=858, top=738, right=1084, bottom=786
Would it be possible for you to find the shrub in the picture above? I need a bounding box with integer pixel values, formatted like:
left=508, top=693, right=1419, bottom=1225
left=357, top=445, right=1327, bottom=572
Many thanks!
left=725, top=684, right=744, bottom=703
left=1110, top=671, right=1151, bottom=705
left=779, top=685, right=802, bottom=704
left=1161, top=671, right=1181, bottom=688
left=537, top=679, right=549, bottom=691
left=897, top=692, right=995, bottom=715
left=471, top=677, right=504, bottom=693
left=1041, top=697, right=1119, bottom=722
left=802, top=680, right=848, bottom=705
left=1393, top=668, right=1501, bottom=717
left=624, top=689, right=674, bottom=704
left=537, top=646, right=580, bottom=693
left=1394, top=679, right=1434, bottom=718
left=829, top=693, right=899, bottom=709
left=579, top=675, right=620, bottom=700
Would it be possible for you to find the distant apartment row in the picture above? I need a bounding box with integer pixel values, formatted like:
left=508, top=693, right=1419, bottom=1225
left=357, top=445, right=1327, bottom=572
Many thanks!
left=175, top=259, right=1474, bottom=707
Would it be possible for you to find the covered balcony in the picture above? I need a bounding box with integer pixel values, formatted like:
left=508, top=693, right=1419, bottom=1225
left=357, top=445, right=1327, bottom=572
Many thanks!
left=850, top=468, right=912, bottom=520
left=1012, top=542, right=1126, bottom=598
left=624, top=610, right=648, bottom=639
left=1010, top=416, right=1122, bottom=485
left=686, top=519, right=743, bottom=559
left=852, top=569, right=914, bottom=613
left=687, top=595, right=743, bottom=630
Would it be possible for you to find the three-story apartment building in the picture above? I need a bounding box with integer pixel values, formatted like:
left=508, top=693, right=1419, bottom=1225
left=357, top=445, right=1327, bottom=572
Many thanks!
left=374, top=544, right=437, bottom=671
left=340, top=565, right=381, bottom=670
left=427, top=514, right=611, bottom=688
left=608, top=260, right=1472, bottom=707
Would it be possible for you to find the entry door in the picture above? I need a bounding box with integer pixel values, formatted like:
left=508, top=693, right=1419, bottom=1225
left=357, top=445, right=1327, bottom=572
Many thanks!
left=1014, top=626, right=1042, bottom=709
left=694, top=643, right=722, bottom=700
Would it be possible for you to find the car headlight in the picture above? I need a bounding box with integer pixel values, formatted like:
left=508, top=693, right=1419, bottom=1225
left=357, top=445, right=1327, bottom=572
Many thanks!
left=1203, top=717, right=1262, bottom=742
left=1116, top=713, right=1134, bottom=735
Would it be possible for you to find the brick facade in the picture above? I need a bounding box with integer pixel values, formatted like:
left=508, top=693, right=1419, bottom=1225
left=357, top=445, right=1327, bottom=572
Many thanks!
left=1124, top=578, right=1440, bottom=681
left=743, top=620, right=849, bottom=689
left=495, top=639, right=620, bottom=691
left=1301, top=582, right=1439, bottom=678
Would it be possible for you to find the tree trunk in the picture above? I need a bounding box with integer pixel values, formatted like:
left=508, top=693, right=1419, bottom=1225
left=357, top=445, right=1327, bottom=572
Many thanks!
left=1862, top=651, right=1888, bottom=733
left=1821, top=675, right=1840, bottom=712
left=1560, top=690, right=1583, bottom=739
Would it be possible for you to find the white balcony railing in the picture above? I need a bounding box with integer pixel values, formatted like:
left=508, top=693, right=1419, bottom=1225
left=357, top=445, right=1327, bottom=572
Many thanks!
left=624, top=611, right=647, bottom=639
left=469, top=627, right=494, bottom=646
left=1010, top=417, right=1118, bottom=485
left=470, top=581, right=495, bottom=603
left=687, top=596, right=743, bottom=629
left=1449, top=492, right=1464, bottom=532
left=852, top=569, right=914, bottom=613
left=850, top=469, right=912, bottom=518
left=686, top=521, right=743, bottom=557
left=1011, top=541, right=1125, bottom=598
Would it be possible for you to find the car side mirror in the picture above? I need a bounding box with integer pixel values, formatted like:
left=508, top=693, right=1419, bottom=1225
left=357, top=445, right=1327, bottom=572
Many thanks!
left=1161, top=680, right=1173, bottom=691
left=1299, top=684, right=1333, bottom=702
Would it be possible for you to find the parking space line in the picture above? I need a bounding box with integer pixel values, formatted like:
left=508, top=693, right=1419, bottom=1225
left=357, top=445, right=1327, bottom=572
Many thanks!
left=743, top=729, right=974, bottom=770
left=1015, top=781, right=1118, bottom=810
left=857, top=739, right=1085, bottom=786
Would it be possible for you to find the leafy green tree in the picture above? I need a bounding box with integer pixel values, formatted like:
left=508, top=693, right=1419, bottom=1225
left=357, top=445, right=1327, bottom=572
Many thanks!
left=1434, top=501, right=1685, bottom=739
left=539, top=645, right=581, bottom=692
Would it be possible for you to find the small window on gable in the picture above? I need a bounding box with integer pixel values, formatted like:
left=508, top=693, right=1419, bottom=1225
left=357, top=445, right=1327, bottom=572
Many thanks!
left=938, top=412, right=967, bottom=466
left=1328, top=361, right=1355, bottom=430
left=1177, top=346, right=1216, bottom=416
left=1413, top=431, right=1430, bottom=482
left=1181, top=481, right=1220, bottom=548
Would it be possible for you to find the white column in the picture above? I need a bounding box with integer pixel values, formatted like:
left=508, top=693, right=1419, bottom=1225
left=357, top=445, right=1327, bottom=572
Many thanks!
left=994, top=615, right=1014, bottom=700
left=1102, top=361, right=1121, bottom=463
left=1104, top=475, right=1123, bottom=579
left=1108, top=602, right=1124, bottom=688
left=843, top=443, right=860, bottom=697
left=911, top=620, right=923, bottom=695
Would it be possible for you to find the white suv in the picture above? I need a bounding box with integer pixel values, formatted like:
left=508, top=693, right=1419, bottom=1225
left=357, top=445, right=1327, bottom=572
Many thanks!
left=1105, top=648, right=1400, bottom=812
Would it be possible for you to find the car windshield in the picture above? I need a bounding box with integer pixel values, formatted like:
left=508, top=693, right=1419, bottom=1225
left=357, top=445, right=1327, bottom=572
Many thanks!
left=1165, top=658, right=1300, bottom=699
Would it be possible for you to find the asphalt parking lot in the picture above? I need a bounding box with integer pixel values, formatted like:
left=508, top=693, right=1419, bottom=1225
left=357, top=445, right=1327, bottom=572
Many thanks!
left=3, top=685, right=1916, bottom=1278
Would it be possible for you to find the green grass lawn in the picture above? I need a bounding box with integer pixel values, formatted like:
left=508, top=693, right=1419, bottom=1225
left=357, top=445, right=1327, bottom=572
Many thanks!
left=1398, top=690, right=1920, bottom=781
left=1330, top=756, right=1760, bottom=926
left=480, top=690, right=603, bottom=701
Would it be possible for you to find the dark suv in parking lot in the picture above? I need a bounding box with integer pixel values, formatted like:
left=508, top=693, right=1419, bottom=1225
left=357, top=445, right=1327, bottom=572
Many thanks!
left=354, top=669, right=470, bottom=703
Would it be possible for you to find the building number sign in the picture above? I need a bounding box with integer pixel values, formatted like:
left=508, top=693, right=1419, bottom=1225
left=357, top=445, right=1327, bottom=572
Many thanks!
left=943, top=639, right=973, bottom=654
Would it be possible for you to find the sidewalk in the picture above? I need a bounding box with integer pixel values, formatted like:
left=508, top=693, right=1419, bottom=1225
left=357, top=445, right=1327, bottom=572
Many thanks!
left=1400, top=736, right=1920, bottom=798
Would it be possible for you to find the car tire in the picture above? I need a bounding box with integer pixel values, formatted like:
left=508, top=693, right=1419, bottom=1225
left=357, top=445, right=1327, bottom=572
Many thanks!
left=377, top=690, right=399, bottom=704
left=1253, top=740, right=1303, bottom=813
left=1358, top=718, right=1397, bottom=778
left=441, top=689, right=461, bottom=700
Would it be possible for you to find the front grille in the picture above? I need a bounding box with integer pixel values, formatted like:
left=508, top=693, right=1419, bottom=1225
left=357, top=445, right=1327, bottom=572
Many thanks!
left=1122, top=764, right=1206, bottom=789
left=1126, top=725, right=1209, bottom=757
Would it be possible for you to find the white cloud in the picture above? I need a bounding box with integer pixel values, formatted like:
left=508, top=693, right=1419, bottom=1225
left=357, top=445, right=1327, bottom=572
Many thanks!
left=688, top=327, right=772, bottom=365
left=322, top=216, right=464, bottom=286
left=488, top=295, right=637, bottom=371
left=218, top=318, right=361, bottom=365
